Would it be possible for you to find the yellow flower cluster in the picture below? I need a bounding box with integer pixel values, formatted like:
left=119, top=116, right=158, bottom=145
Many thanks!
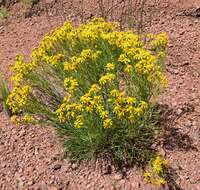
left=150, top=33, right=168, bottom=49
left=11, top=114, right=35, bottom=126
left=74, top=115, right=84, bottom=128
left=57, top=81, right=115, bottom=128
left=64, top=77, right=78, bottom=93
left=7, top=54, right=35, bottom=115
left=77, top=18, right=118, bottom=42
left=56, top=95, right=83, bottom=123
left=11, top=54, right=36, bottom=86
left=57, top=75, right=149, bottom=129
left=106, top=63, right=115, bottom=71
left=110, top=89, right=148, bottom=121
left=144, top=156, right=168, bottom=186
left=99, top=73, right=116, bottom=86
left=118, top=48, right=168, bottom=87
left=6, top=85, right=32, bottom=114
left=114, top=31, right=168, bottom=87
left=64, top=49, right=101, bottom=72
left=135, top=54, right=157, bottom=75
left=102, top=30, right=142, bottom=51
left=39, top=22, right=74, bottom=52
left=45, top=54, right=65, bottom=67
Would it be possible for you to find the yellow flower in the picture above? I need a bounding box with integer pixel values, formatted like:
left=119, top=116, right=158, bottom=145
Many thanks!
left=48, top=54, right=65, bottom=67
left=152, top=156, right=168, bottom=174
left=113, top=104, right=125, bottom=119
left=127, top=97, right=136, bottom=104
left=146, top=33, right=153, bottom=39
left=150, top=32, right=168, bottom=49
left=110, top=89, right=120, bottom=97
left=106, top=63, right=115, bottom=71
left=99, top=110, right=109, bottom=119
left=118, top=54, right=130, bottom=64
left=144, top=171, right=151, bottom=179
left=80, top=49, right=93, bottom=59
left=11, top=115, right=18, bottom=124
left=93, top=96, right=102, bottom=105
left=64, top=49, right=101, bottom=72
left=124, top=64, right=133, bottom=74
left=64, top=77, right=78, bottom=92
left=10, top=114, right=35, bottom=125
left=80, top=94, right=91, bottom=105
left=6, top=85, right=32, bottom=114
left=103, top=118, right=113, bottom=128
left=89, top=84, right=101, bottom=94
left=144, top=156, right=168, bottom=186
left=99, top=73, right=116, bottom=85
left=74, top=115, right=84, bottom=128
left=23, top=114, right=35, bottom=123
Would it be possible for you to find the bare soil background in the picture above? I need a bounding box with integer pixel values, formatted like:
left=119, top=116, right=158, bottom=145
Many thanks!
left=0, top=0, right=200, bottom=189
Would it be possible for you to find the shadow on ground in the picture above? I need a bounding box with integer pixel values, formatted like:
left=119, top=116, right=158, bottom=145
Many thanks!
left=157, top=103, right=197, bottom=190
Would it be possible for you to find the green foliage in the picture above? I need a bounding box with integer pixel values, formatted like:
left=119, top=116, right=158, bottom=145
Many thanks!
left=0, top=6, right=9, bottom=19
left=20, top=0, right=38, bottom=7
left=7, top=18, right=168, bottom=167
left=0, top=73, right=10, bottom=114
left=62, top=106, right=160, bottom=166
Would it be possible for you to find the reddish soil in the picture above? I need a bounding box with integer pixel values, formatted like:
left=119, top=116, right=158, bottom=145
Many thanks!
left=0, top=0, right=200, bottom=189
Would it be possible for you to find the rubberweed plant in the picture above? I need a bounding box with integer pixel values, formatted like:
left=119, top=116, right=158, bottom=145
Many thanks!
left=7, top=18, right=168, bottom=166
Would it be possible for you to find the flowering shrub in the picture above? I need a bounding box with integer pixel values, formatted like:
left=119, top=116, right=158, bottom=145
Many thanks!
left=7, top=18, right=168, bottom=165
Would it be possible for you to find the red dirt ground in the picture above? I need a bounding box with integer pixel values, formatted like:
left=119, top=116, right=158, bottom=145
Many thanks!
left=0, top=0, right=200, bottom=189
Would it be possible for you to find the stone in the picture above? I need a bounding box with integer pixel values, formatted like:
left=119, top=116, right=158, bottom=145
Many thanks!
left=52, top=164, right=62, bottom=171
left=176, top=108, right=183, bottom=116
left=113, top=173, right=122, bottom=180
left=71, top=163, right=78, bottom=170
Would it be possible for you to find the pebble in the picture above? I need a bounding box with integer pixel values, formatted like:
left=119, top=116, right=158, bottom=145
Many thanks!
left=52, top=164, right=62, bottom=171
left=113, top=173, right=122, bottom=181
left=176, top=108, right=183, bottom=116
left=179, top=30, right=185, bottom=35
left=71, top=163, right=78, bottom=170
left=185, top=120, right=193, bottom=128
left=34, top=147, right=39, bottom=155
left=27, top=180, right=34, bottom=186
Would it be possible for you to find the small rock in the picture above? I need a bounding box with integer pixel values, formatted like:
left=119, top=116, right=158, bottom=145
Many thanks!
left=131, top=181, right=140, bottom=188
left=179, top=30, right=185, bottom=35
left=86, top=183, right=92, bottom=189
left=174, top=69, right=179, bottom=75
left=52, top=164, right=62, bottom=171
left=113, top=173, right=122, bottom=180
left=176, top=108, right=183, bottom=116
left=27, top=180, right=34, bottom=186
left=71, top=163, right=78, bottom=170
left=19, top=129, right=26, bottom=137
left=34, top=147, right=39, bottom=155
left=185, top=120, right=193, bottom=128
left=172, top=161, right=182, bottom=170
left=1, top=163, right=6, bottom=168
left=158, top=148, right=166, bottom=156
